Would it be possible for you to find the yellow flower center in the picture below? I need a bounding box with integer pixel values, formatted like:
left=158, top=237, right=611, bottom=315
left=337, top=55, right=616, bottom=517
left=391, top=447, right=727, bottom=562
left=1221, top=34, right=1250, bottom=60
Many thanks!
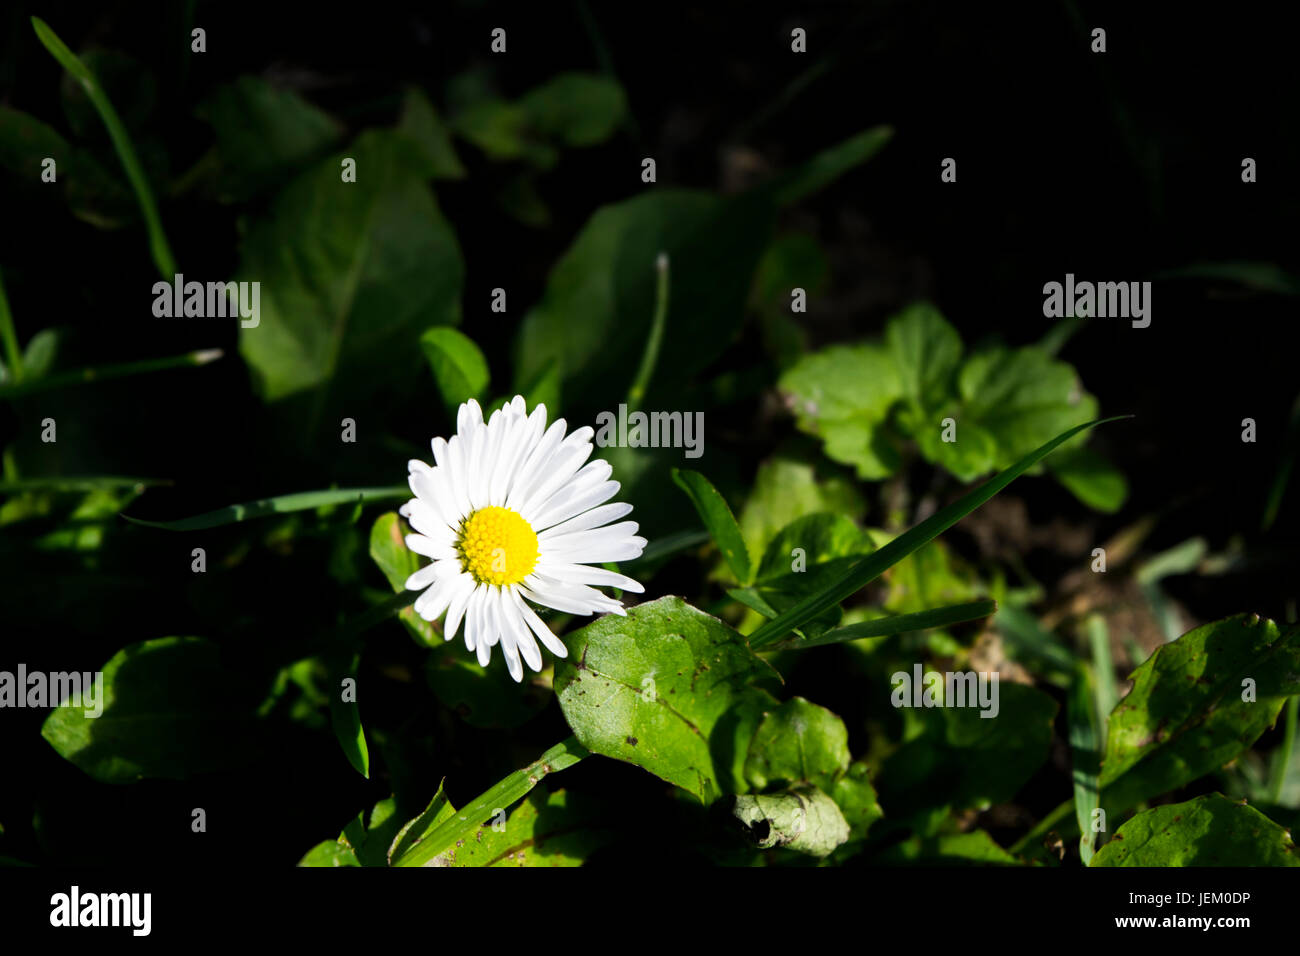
left=457, top=506, right=539, bottom=586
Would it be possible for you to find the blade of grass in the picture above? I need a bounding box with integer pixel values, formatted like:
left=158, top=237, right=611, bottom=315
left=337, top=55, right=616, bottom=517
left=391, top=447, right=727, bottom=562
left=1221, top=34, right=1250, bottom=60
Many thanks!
left=391, top=735, right=590, bottom=867
left=747, top=416, right=1130, bottom=648
left=1068, top=662, right=1102, bottom=865
left=123, top=486, right=409, bottom=531
left=0, top=348, right=222, bottom=400
left=1085, top=613, right=1117, bottom=730
left=1269, top=696, right=1298, bottom=804
left=30, top=17, right=177, bottom=278
left=671, top=467, right=752, bottom=584
left=0, top=476, right=170, bottom=493
left=625, top=252, right=669, bottom=410
left=0, top=268, right=22, bottom=384
left=764, top=599, right=997, bottom=651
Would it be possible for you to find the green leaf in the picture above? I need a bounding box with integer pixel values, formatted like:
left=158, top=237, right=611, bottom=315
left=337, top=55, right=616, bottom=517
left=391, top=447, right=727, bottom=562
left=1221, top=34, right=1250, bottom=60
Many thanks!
left=875, top=829, right=1022, bottom=865
left=1099, top=614, right=1300, bottom=815
left=769, top=126, right=893, bottom=206
left=40, top=637, right=261, bottom=783
left=555, top=596, right=779, bottom=803
left=918, top=345, right=1099, bottom=482
left=731, top=785, right=850, bottom=857
left=744, top=697, right=850, bottom=792
left=828, top=761, right=884, bottom=841
left=328, top=653, right=368, bottom=778
left=1046, top=445, right=1129, bottom=513
left=196, top=76, right=342, bottom=200
left=745, top=417, right=1126, bottom=648
left=445, top=790, right=611, bottom=867
left=397, top=87, right=465, bottom=179
left=671, top=468, right=752, bottom=584
left=385, top=782, right=455, bottom=865
left=237, top=129, right=463, bottom=402
left=738, top=457, right=864, bottom=564
left=297, top=840, right=359, bottom=867
left=20, top=329, right=59, bottom=379
left=517, top=73, right=627, bottom=148
left=514, top=189, right=774, bottom=406
left=420, top=327, right=489, bottom=414
left=391, top=736, right=588, bottom=867
left=1091, top=794, right=1300, bottom=866
left=885, top=303, right=963, bottom=412
left=779, top=342, right=904, bottom=479
left=878, top=681, right=1058, bottom=816
left=1068, top=663, right=1103, bottom=865
left=368, top=512, right=439, bottom=646
left=124, top=486, right=407, bottom=531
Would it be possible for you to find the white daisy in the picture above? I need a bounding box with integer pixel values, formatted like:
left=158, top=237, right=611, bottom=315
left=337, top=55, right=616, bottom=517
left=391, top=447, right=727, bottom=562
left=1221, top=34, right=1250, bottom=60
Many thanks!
left=400, top=396, right=647, bottom=682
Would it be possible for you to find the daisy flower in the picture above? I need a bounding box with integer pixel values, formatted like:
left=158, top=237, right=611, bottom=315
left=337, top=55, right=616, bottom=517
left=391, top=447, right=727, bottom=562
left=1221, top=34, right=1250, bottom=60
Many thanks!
left=400, top=396, right=647, bottom=682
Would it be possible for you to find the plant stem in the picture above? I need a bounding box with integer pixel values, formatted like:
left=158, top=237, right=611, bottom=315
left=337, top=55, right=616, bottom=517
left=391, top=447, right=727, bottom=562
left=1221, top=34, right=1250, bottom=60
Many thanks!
left=0, top=268, right=22, bottom=384
left=0, top=348, right=222, bottom=400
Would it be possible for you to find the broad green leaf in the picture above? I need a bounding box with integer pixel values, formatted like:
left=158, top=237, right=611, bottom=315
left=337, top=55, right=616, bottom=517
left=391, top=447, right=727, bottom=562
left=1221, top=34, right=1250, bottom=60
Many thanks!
left=671, top=468, right=752, bottom=584
left=397, top=87, right=465, bottom=179
left=744, top=697, right=850, bottom=792
left=517, top=73, right=627, bottom=148
left=124, top=486, right=407, bottom=531
left=514, top=189, right=774, bottom=405
left=877, top=681, right=1057, bottom=817
left=392, top=736, right=588, bottom=867
left=745, top=417, right=1125, bottom=648
left=196, top=76, right=342, bottom=199
left=555, top=596, right=779, bottom=802
left=738, top=457, right=864, bottom=563
left=420, top=327, right=489, bottom=414
left=885, top=303, right=963, bottom=412
left=828, top=761, right=884, bottom=841
left=917, top=345, right=1098, bottom=482
left=368, top=511, right=438, bottom=646
left=1091, top=794, right=1300, bottom=866
left=731, top=785, right=850, bottom=857
left=1046, top=445, right=1128, bottom=513
left=1100, top=614, right=1300, bottom=814
left=779, top=342, right=904, bottom=479
left=40, top=637, right=261, bottom=783
left=446, top=790, right=611, bottom=867
left=20, top=329, right=59, bottom=379
left=876, top=829, right=1022, bottom=865
left=451, top=99, right=556, bottom=168
left=297, top=840, right=359, bottom=867
left=237, top=129, right=463, bottom=402
left=426, top=645, right=550, bottom=729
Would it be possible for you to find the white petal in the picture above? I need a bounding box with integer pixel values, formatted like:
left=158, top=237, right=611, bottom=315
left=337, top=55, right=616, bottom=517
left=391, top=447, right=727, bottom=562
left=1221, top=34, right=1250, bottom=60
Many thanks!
left=404, top=563, right=440, bottom=591
left=537, top=502, right=634, bottom=540
left=532, top=562, right=645, bottom=593
left=444, top=576, right=476, bottom=642
left=404, top=533, right=458, bottom=561
left=511, top=588, right=568, bottom=658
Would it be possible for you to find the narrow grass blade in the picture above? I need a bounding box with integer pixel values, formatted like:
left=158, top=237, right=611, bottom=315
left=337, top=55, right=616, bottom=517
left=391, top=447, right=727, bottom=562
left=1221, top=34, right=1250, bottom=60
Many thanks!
left=765, top=599, right=997, bottom=651
left=0, top=268, right=21, bottom=384
left=0, top=476, right=169, bottom=493
left=671, top=467, right=752, bottom=584
left=747, top=416, right=1129, bottom=648
left=123, top=486, right=409, bottom=531
left=391, top=735, right=589, bottom=867
left=0, top=348, right=222, bottom=400
left=625, top=528, right=709, bottom=568
left=625, top=252, right=669, bottom=410
left=1068, top=663, right=1102, bottom=865
left=30, top=17, right=177, bottom=277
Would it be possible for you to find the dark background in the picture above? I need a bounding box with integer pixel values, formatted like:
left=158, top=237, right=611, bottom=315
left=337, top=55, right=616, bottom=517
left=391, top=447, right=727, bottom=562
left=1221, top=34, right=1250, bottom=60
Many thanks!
left=1, top=0, right=1296, bottom=865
